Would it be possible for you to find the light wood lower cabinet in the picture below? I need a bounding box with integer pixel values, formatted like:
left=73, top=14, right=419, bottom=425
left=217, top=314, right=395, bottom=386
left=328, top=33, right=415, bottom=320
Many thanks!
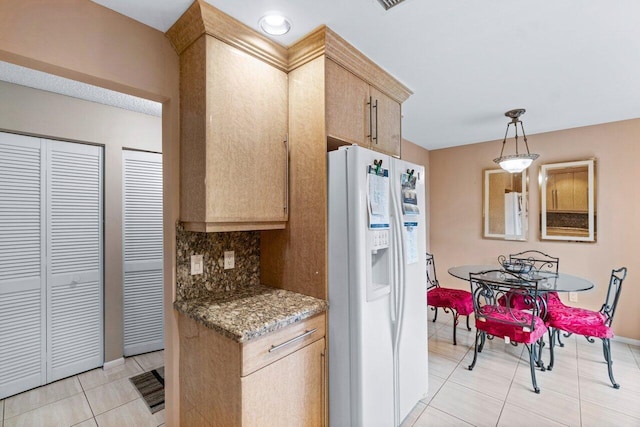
left=179, top=312, right=326, bottom=426
left=242, top=338, right=325, bottom=426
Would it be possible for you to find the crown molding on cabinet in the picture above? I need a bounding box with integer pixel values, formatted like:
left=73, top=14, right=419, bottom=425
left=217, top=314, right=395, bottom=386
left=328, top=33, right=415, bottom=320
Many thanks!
left=166, top=2, right=412, bottom=104
left=166, top=0, right=289, bottom=72
left=288, top=26, right=413, bottom=104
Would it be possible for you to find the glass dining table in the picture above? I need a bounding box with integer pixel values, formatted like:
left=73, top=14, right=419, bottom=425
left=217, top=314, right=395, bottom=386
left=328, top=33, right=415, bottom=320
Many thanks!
left=447, top=265, right=595, bottom=293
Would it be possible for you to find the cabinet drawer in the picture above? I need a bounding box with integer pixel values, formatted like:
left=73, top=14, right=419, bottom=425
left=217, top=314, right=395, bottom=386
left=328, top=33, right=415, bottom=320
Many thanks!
left=241, top=313, right=325, bottom=376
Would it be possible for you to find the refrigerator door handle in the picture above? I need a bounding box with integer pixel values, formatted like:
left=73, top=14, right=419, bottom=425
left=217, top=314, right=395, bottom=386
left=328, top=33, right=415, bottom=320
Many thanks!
left=389, top=170, right=406, bottom=427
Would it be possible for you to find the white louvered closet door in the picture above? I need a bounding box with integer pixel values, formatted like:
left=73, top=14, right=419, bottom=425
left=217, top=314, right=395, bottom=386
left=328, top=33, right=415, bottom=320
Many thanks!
left=46, top=140, right=103, bottom=382
left=122, top=150, right=164, bottom=356
left=0, top=133, right=46, bottom=399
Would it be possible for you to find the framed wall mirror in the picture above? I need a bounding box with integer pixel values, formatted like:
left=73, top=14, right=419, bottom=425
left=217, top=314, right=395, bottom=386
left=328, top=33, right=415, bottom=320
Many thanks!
left=540, top=159, right=596, bottom=242
left=483, top=169, right=528, bottom=240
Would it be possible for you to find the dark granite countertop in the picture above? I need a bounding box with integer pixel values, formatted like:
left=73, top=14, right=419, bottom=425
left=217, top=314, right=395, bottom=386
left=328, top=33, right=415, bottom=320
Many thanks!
left=173, top=285, right=328, bottom=343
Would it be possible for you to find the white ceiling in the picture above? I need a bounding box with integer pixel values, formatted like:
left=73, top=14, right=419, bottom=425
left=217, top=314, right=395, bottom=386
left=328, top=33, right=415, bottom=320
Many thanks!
left=91, top=0, right=640, bottom=150
left=0, top=61, right=161, bottom=117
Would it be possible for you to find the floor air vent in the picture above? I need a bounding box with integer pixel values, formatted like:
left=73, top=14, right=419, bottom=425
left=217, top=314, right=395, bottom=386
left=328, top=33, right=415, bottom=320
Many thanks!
left=377, top=0, right=406, bottom=10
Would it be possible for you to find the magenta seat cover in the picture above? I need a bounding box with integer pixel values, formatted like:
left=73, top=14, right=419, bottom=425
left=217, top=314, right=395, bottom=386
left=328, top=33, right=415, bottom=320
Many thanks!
left=427, top=288, right=473, bottom=315
left=475, top=306, right=547, bottom=344
left=547, top=306, right=612, bottom=339
left=498, top=291, right=566, bottom=311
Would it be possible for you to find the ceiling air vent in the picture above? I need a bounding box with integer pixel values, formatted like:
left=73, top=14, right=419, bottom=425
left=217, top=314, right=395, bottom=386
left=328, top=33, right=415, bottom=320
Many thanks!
left=377, top=0, right=406, bottom=10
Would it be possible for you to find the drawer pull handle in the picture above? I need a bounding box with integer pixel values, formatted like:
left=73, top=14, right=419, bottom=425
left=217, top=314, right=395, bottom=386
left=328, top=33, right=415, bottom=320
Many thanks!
left=269, top=328, right=317, bottom=353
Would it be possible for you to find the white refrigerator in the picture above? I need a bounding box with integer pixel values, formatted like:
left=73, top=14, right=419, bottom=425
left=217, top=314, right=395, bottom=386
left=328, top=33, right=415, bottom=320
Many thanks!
left=328, top=145, right=428, bottom=427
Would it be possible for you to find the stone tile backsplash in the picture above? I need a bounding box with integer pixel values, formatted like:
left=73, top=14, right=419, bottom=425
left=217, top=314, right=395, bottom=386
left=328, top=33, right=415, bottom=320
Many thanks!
left=176, top=222, right=260, bottom=300
left=546, top=212, right=591, bottom=229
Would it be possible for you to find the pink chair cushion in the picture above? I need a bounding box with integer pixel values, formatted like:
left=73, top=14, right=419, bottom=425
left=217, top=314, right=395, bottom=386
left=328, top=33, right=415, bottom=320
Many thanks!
left=427, top=287, right=474, bottom=315
left=475, top=306, right=547, bottom=344
left=546, top=292, right=565, bottom=308
left=546, top=306, right=613, bottom=339
left=498, top=291, right=565, bottom=311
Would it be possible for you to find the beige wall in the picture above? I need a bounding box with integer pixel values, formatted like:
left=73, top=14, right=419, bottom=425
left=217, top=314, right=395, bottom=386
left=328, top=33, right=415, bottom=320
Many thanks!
left=0, top=1, right=181, bottom=425
left=430, top=119, right=640, bottom=341
left=401, top=138, right=431, bottom=251
left=0, top=81, right=161, bottom=363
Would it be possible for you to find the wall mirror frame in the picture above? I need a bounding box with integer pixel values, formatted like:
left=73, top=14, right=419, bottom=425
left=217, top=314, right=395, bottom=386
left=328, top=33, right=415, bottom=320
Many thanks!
left=483, top=169, right=528, bottom=241
left=540, top=158, right=596, bottom=242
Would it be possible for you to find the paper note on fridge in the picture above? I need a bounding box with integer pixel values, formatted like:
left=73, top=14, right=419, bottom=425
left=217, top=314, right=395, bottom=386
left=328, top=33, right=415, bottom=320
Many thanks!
left=404, top=222, right=419, bottom=264
left=367, top=166, right=390, bottom=229
left=401, top=173, right=419, bottom=215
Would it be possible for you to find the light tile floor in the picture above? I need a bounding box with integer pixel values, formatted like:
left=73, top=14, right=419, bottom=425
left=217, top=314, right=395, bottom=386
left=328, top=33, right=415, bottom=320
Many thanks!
left=2, top=320, right=639, bottom=427
left=402, top=311, right=640, bottom=427
left=0, top=351, right=164, bottom=427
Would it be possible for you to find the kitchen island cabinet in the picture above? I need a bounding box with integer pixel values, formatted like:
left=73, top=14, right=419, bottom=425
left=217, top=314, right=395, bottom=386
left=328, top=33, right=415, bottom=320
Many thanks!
left=175, top=286, right=327, bottom=426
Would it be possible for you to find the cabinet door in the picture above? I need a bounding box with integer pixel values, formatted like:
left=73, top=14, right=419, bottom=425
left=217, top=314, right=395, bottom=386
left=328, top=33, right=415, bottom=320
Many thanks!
left=545, top=174, right=556, bottom=211
left=573, top=170, right=589, bottom=211
left=206, top=38, right=288, bottom=224
left=370, top=87, right=401, bottom=157
left=554, top=172, right=574, bottom=211
left=325, top=59, right=370, bottom=146
left=242, top=338, right=325, bottom=427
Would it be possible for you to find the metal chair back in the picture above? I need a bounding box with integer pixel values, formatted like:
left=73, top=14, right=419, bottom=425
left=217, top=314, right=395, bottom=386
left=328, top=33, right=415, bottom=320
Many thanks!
left=601, top=267, right=627, bottom=326
left=506, top=250, right=559, bottom=274
left=426, top=252, right=439, bottom=290
left=469, top=270, right=547, bottom=332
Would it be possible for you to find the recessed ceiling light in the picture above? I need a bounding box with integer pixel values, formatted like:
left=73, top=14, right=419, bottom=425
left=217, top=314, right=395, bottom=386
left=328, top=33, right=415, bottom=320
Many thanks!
left=258, top=13, right=291, bottom=36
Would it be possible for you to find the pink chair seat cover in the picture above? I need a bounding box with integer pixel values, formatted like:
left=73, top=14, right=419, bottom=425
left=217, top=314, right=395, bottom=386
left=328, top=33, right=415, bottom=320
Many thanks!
left=475, top=306, right=547, bottom=344
left=427, top=287, right=473, bottom=316
left=546, top=306, right=612, bottom=339
left=498, top=291, right=565, bottom=311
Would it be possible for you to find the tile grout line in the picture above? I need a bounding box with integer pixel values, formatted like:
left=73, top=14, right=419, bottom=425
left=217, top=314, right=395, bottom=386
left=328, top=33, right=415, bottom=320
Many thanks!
left=576, top=339, right=583, bottom=427
left=425, top=335, right=492, bottom=427
left=74, top=373, right=98, bottom=427
left=494, top=341, right=524, bottom=427
left=3, top=377, right=90, bottom=423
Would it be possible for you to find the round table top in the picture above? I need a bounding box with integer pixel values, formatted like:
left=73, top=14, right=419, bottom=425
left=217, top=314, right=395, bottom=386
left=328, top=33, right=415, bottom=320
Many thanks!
left=447, top=265, right=595, bottom=293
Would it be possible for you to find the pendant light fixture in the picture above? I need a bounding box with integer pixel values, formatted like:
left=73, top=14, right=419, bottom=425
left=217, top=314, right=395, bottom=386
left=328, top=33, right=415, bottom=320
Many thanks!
left=493, top=109, right=539, bottom=173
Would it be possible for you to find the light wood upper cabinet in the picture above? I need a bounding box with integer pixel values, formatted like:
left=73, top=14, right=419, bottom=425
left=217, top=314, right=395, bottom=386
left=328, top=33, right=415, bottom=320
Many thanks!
left=325, top=59, right=402, bottom=157
left=167, top=1, right=289, bottom=232
left=370, top=86, right=402, bottom=157
left=546, top=169, right=589, bottom=212
left=325, top=59, right=369, bottom=146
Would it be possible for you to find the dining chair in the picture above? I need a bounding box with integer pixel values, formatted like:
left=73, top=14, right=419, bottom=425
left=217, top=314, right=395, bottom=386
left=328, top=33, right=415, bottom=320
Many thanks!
left=426, top=252, right=473, bottom=345
left=546, top=267, right=628, bottom=388
left=508, top=250, right=560, bottom=274
left=468, top=270, right=548, bottom=393
left=499, top=250, right=566, bottom=347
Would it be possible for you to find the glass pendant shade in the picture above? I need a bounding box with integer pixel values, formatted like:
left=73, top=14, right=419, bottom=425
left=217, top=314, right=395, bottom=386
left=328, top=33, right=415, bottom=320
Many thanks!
left=494, top=109, right=539, bottom=173
left=496, top=155, right=537, bottom=173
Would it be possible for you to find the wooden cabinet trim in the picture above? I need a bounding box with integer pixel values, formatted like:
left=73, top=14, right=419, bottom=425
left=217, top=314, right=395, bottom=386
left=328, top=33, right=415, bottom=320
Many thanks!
left=183, top=221, right=286, bottom=233
left=288, top=26, right=412, bottom=103
left=241, top=313, right=326, bottom=376
left=166, top=0, right=288, bottom=71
